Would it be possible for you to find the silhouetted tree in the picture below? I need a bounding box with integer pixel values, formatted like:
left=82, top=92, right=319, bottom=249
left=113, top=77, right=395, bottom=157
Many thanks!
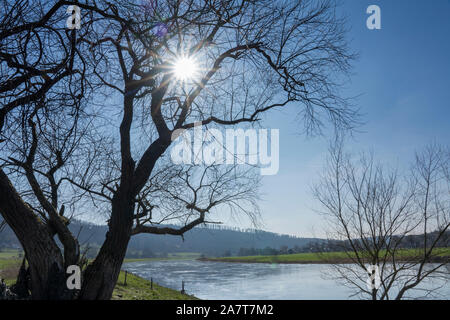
left=0, top=0, right=357, bottom=299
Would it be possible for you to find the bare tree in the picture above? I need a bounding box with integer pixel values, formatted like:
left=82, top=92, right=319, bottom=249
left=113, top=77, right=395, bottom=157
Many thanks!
left=314, top=140, right=449, bottom=300
left=0, top=0, right=91, bottom=299
left=0, top=0, right=357, bottom=299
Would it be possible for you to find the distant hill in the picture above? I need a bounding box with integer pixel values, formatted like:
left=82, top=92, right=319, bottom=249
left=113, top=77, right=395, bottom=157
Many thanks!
left=0, top=219, right=320, bottom=258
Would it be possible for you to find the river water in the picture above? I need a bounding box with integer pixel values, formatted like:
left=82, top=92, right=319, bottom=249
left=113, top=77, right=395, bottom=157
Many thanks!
left=123, top=260, right=449, bottom=300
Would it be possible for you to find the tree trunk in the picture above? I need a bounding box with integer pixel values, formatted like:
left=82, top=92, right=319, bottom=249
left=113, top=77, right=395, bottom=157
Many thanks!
left=1, top=166, right=133, bottom=300
left=79, top=192, right=134, bottom=300
left=0, top=169, right=68, bottom=300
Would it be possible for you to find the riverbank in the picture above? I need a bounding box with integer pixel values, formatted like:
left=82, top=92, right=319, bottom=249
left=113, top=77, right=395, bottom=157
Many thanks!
left=199, top=248, right=450, bottom=264
left=123, top=252, right=201, bottom=263
left=113, top=271, right=198, bottom=300
left=197, top=253, right=350, bottom=264
left=1, top=251, right=198, bottom=300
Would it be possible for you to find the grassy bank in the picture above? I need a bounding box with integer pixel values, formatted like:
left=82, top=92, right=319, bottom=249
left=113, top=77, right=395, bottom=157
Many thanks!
left=1, top=250, right=198, bottom=300
left=200, top=248, right=450, bottom=264
left=113, top=271, right=198, bottom=300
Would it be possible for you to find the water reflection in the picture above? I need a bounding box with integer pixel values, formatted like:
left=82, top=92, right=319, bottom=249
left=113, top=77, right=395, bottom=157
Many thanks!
left=123, top=260, right=449, bottom=300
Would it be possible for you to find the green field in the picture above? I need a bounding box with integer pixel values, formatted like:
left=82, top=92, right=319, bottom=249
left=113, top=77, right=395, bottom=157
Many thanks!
left=0, top=249, right=198, bottom=300
left=0, top=250, right=23, bottom=285
left=0, top=249, right=24, bottom=259
left=202, top=251, right=347, bottom=264
left=202, top=248, right=450, bottom=264
left=123, top=252, right=201, bottom=263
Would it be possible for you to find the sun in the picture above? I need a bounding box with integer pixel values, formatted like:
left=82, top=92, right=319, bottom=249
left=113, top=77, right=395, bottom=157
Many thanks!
left=173, top=56, right=198, bottom=81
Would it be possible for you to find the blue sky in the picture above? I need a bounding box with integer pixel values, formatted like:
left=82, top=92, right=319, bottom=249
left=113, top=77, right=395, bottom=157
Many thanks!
left=230, top=0, right=450, bottom=237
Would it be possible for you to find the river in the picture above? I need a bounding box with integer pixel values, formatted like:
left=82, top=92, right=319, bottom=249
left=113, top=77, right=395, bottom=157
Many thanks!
left=123, top=260, right=449, bottom=300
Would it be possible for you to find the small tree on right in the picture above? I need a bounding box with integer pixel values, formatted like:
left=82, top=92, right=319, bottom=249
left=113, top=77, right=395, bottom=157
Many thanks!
left=314, top=140, right=449, bottom=300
